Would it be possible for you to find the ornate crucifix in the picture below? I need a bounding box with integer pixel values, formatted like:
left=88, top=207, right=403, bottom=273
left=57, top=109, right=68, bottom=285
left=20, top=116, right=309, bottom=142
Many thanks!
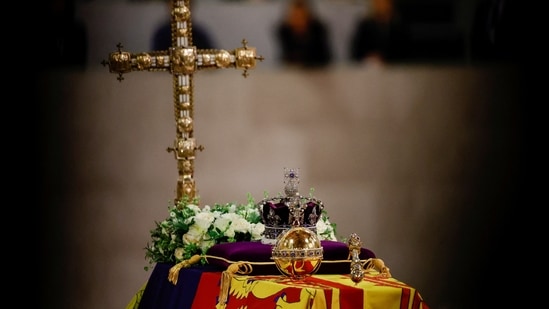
left=102, top=0, right=263, bottom=203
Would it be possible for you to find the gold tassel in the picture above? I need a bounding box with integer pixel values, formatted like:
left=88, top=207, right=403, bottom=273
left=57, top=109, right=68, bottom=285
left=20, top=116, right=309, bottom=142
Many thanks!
left=168, top=254, right=203, bottom=285
left=216, top=262, right=253, bottom=309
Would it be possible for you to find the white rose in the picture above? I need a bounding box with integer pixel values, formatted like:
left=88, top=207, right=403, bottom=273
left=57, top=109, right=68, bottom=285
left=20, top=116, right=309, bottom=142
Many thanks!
left=250, top=223, right=265, bottom=240
left=174, top=247, right=185, bottom=260
left=211, top=211, right=222, bottom=221
left=186, top=204, right=201, bottom=215
left=200, top=238, right=216, bottom=253
left=183, top=225, right=205, bottom=245
left=224, top=226, right=235, bottom=238
left=231, top=216, right=251, bottom=234
left=213, top=216, right=231, bottom=232
left=316, top=219, right=328, bottom=234
left=194, top=212, right=215, bottom=231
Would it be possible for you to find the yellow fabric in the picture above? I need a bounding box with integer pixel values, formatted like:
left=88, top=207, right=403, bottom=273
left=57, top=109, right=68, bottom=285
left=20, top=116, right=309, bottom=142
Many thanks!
left=127, top=268, right=429, bottom=309
left=125, top=281, right=147, bottom=309
left=220, top=273, right=428, bottom=309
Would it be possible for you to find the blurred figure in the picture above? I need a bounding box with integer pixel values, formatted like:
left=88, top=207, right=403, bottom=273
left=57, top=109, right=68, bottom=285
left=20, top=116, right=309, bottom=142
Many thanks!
left=42, top=0, right=88, bottom=70
left=274, top=0, right=333, bottom=69
left=469, top=0, right=527, bottom=65
left=348, top=0, right=405, bottom=65
left=152, top=0, right=216, bottom=50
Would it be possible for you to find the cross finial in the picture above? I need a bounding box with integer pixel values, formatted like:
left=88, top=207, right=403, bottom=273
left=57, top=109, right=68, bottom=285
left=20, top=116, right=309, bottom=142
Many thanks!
left=102, top=0, right=263, bottom=203
left=101, top=43, right=128, bottom=81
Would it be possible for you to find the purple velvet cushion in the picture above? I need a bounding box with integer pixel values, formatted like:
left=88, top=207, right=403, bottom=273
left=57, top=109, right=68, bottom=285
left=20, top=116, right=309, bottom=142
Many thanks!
left=205, top=240, right=376, bottom=275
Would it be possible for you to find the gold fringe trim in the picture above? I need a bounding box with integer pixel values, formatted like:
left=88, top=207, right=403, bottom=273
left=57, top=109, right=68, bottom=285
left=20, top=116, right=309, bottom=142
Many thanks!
left=168, top=254, right=202, bottom=285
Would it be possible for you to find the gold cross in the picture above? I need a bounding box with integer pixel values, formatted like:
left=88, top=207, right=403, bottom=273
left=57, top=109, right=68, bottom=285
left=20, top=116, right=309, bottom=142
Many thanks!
left=102, top=0, right=264, bottom=203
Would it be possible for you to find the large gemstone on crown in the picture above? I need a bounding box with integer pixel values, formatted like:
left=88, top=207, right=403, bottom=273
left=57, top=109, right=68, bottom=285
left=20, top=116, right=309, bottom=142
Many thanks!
left=257, top=197, right=324, bottom=244
left=271, top=226, right=323, bottom=279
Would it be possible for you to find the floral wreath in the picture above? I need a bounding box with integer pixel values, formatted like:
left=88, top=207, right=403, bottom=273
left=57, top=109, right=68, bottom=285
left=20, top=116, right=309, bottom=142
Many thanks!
left=144, top=193, right=337, bottom=269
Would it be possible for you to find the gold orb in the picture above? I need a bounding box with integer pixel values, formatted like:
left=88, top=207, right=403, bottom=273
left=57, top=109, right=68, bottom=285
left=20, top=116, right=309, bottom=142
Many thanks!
left=271, top=227, right=323, bottom=279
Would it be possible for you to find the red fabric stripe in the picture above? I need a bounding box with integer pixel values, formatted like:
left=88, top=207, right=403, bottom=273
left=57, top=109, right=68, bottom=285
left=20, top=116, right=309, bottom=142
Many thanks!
left=231, top=285, right=304, bottom=309
left=305, top=275, right=364, bottom=309
left=188, top=272, right=429, bottom=309
left=400, top=286, right=411, bottom=309
left=223, top=276, right=325, bottom=309
left=359, top=274, right=413, bottom=289
left=190, top=272, right=221, bottom=309
left=412, top=290, right=429, bottom=309
left=342, top=274, right=427, bottom=309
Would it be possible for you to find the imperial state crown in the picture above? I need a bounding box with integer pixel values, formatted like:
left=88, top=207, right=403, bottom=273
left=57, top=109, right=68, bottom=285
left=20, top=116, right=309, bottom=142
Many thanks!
left=256, top=168, right=324, bottom=244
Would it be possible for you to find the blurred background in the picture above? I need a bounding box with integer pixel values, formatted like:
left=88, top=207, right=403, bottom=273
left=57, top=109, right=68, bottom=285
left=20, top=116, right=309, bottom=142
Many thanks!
left=37, top=0, right=537, bottom=308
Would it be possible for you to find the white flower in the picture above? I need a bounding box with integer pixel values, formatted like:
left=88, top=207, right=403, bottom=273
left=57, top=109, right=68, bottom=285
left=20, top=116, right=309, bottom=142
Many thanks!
left=316, top=216, right=337, bottom=241
left=145, top=194, right=338, bottom=266
left=199, top=238, right=216, bottom=253
left=224, top=227, right=236, bottom=238
left=316, top=219, right=328, bottom=234
left=183, top=224, right=205, bottom=245
left=250, top=223, right=265, bottom=239
left=213, top=215, right=231, bottom=232
left=194, top=211, right=215, bottom=231
left=174, top=247, right=185, bottom=260
left=187, top=204, right=201, bottom=214
left=231, top=216, right=251, bottom=234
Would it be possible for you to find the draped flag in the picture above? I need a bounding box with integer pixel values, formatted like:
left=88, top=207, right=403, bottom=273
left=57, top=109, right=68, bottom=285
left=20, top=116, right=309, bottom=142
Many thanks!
left=131, top=263, right=429, bottom=309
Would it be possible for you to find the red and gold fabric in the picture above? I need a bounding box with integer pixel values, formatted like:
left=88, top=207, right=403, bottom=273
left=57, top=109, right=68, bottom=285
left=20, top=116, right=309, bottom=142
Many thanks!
left=128, top=263, right=429, bottom=309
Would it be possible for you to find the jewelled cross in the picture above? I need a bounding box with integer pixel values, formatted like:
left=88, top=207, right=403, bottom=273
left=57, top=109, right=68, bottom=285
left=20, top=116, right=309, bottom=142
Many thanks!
left=102, top=0, right=263, bottom=203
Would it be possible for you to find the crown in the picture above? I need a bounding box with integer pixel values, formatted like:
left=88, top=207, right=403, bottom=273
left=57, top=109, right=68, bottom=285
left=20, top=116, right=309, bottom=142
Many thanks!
left=257, top=168, right=324, bottom=244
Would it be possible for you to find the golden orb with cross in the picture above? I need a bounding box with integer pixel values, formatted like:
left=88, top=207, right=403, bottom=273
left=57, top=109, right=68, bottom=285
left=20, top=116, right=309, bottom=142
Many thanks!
left=102, top=0, right=264, bottom=204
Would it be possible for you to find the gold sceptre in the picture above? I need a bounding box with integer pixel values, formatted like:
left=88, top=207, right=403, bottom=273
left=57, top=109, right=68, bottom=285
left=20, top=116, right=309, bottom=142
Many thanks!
left=348, top=233, right=365, bottom=284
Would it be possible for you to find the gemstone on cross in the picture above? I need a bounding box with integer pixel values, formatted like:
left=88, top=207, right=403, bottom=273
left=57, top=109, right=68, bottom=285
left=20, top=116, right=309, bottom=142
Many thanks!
left=102, top=0, right=263, bottom=203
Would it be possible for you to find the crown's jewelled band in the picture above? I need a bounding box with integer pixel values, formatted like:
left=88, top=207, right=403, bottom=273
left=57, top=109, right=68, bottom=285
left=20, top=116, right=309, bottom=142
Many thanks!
left=263, top=225, right=318, bottom=240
